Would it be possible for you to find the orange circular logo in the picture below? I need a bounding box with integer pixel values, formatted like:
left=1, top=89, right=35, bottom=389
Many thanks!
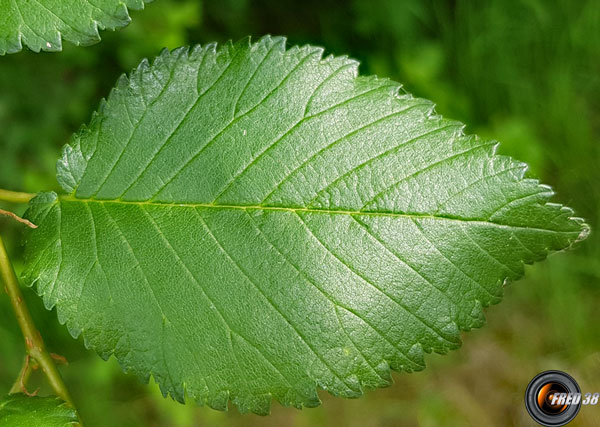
left=525, top=371, right=581, bottom=426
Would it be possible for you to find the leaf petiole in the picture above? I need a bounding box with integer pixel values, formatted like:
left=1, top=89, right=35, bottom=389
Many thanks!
left=0, top=189, right=35, bottom=204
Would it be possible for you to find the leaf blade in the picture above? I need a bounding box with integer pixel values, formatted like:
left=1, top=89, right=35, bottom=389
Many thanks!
left=0, top=395, right=77, bottom=427
left=23, top=36, right=589, bottom=414
left=0, top=0, right=151, bottom=54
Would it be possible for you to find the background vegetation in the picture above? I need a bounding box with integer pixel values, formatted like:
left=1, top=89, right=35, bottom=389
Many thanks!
left=0, top=0, right=598, bottom=425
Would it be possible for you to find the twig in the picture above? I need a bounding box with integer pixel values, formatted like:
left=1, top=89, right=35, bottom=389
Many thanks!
left=0, top=234, right=80, bottom=421
left=0, top=209, right=37, bottom=228
left=9, top=355, right=38, bottom=396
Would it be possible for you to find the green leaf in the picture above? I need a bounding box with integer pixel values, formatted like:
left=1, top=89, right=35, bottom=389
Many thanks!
left=0, top=395, right=77, bottom=426
left=22, top=36, right=589, bottom=414
left=0, top=0, right=152, bottom=55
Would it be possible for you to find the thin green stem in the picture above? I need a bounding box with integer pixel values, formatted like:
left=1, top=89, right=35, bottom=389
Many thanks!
left=0, top=234, right=79, bottom=419
left=0, top=189, right=36, bottom=204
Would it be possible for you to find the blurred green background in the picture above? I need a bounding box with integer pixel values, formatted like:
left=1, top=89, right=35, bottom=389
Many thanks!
left=0, top=0, right=598, bottom=425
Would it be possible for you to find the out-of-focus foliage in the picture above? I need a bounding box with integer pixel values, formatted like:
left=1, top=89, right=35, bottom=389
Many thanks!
left=0, top=0, right=598, bottom=426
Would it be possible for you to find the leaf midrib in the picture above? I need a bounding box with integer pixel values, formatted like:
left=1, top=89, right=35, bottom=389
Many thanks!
left=56, top=195, right=578, bottom=235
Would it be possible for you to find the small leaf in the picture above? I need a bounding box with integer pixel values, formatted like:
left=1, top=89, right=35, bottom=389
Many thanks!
left=0, top=0, right=152, bottom=55
left=23, top=36, right=589, bottom=414
left=0, top=394, right=77, bottom=427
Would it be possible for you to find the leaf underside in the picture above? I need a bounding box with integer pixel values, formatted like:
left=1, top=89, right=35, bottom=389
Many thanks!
left=0, top=394, right=77, bottom=427
left=23, top=36, right=588, bottom=414
left=0, top=0, right=152, bottom=55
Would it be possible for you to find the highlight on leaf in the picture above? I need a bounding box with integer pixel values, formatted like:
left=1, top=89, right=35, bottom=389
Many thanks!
left=0, top=0, right=153, bottom=55
left=22, top=36, right=589, bottom=414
